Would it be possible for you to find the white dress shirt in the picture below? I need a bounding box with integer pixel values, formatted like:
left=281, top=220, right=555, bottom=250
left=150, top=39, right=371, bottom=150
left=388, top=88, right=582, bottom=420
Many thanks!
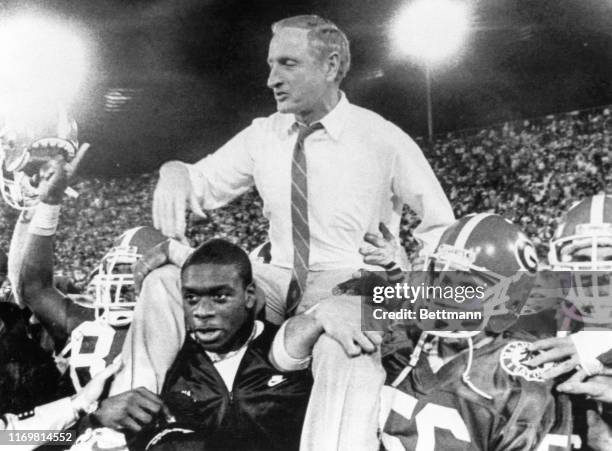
left=186, top=93, right=454, bottom=270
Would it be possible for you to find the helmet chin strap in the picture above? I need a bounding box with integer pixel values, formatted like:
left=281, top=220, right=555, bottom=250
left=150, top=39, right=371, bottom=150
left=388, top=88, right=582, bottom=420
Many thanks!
left=391, top=332, right=428, bottom=388
left=461, top=336, right=493, bottom=400
left=391, top=331, right=493, bottom=400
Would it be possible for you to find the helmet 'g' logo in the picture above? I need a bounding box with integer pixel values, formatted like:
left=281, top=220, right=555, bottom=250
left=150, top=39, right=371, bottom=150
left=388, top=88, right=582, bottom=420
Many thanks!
left=516, top=237, right=538, bottom=273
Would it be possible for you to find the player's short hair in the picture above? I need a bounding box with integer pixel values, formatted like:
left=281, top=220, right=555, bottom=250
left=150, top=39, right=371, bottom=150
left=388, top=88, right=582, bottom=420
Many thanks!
left=182, top=239, right=253, bottom=288
left=272, top=15, right=351, bottom=83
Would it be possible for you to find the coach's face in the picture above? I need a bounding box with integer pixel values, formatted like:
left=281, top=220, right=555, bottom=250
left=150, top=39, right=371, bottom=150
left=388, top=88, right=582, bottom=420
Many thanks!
left=267, top=27, right=333, bottom=123
left=182, top=263, right=256, bottom=354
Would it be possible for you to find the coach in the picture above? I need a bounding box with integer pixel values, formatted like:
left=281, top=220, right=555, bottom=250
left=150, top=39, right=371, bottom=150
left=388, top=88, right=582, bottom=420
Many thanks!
left=146, top=14, right=453, bottom=451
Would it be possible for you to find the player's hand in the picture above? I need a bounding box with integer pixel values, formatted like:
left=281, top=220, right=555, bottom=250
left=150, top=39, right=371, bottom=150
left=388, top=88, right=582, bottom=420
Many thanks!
left=557, top=369, right=612, bottom=403
left=333, top=269, right=391, bottom=297
left=153, top=161, right=205, bottom=243
left=73, top=358, right=123, bottom=410
left=313, top=297, right=382, bottom=357
left=410, top=254, right=427, bottom=271
left=359, top=223, right=398, bottom=268
left=37, top=143, right=90, bottom=205
left=92, top=387, right=168, bottom=433
left=526, top=336, right=579, bottom=379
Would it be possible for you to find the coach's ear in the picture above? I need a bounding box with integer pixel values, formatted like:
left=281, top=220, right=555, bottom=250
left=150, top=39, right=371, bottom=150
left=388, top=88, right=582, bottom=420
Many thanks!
left=324, top=51, right=341, bottom=82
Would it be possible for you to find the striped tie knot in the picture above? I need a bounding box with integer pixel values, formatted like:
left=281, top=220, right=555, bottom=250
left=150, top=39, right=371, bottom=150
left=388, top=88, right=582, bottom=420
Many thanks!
left=296, top=122, right=323, bottom=144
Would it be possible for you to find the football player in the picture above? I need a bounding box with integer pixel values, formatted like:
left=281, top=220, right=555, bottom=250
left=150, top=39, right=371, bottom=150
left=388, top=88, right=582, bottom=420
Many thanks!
left=528, top=194, right=612, bottom=376
left=10, top=149, right=167, bottom=392
left=523, top=194, right=612, bottom=450
left=272, top=213, right=578, bottom=450
left=377, top=213, right=581, bottom=450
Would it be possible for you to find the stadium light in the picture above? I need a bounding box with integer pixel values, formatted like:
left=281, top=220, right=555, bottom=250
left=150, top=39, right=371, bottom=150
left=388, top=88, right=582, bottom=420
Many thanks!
left=392, top=0, right=470, bottom=64
left=392, top=0, right=471, bottom=140
left=0, top=14, right=88, bottom=120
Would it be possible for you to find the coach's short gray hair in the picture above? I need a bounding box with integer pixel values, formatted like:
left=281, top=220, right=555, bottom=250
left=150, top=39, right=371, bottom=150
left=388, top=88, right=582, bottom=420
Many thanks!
left=271, top=15, right=351, bottom=83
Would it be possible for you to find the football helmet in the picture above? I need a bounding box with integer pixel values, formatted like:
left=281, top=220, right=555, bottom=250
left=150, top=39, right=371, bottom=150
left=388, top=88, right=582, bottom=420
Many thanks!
left=549, top=194, right=612, bottom=323
left=87, top=226, right=167, bottom=327
left=416, top=213, right=539, bottom=337
left=0, top=104, right=78, bottom=210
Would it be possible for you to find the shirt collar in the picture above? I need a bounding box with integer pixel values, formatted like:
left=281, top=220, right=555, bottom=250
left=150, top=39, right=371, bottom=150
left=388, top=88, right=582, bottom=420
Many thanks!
left=279, top=91, right=349, bottom=141
left=205, top=320, right=264, bottom=364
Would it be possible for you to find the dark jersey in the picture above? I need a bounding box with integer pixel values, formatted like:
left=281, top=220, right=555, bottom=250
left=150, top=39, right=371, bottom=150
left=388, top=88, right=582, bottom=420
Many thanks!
left=381, top=332, right=577, bottom=450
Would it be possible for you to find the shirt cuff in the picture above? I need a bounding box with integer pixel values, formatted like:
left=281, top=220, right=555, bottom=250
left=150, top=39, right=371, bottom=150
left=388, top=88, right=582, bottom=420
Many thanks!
left=270, top=322, right=312, bottom=372
left=184, top=163, right=209, bottom=209
left=571, top=331, right=612, bottom=375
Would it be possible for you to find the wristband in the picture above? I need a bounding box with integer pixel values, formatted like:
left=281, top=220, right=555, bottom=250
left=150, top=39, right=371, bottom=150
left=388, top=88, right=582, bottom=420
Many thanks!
left=384, top=261, right=404, bottom=283
left=28, top=203, right=61, bottom=236
left=70, top=394, right=99, bottom=420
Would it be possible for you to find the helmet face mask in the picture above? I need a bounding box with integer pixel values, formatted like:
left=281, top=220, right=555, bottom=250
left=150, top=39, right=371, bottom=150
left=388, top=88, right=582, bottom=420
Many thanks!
left=550, top=223, right=612, bottom=271
left=85, top=226, right=167, bottom=327
left=419, top=248, right=527, bottom=339
left=0, top=169, right=40, bottom=210
left=549, top=195, right=612, bottom=323
left=88, top=246, right=140, bottom=327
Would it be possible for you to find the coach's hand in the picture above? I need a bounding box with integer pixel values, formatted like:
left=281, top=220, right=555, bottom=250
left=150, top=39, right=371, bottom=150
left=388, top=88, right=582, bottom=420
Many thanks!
left=314, top=297, right=382, bottom=357
left=334, top=270, right=391, bottom=297
left=359, top=223, right=398, bottom=268
left=153, top=161, right=205, bottom=242
left=37, top=143, right=90, bottom=205
left=93, top=387, right=167, bottom=433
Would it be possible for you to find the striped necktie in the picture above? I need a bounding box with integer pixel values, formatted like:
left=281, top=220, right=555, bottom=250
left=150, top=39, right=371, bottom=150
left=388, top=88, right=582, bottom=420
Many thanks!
left=285, top=122, right=323, bottom=317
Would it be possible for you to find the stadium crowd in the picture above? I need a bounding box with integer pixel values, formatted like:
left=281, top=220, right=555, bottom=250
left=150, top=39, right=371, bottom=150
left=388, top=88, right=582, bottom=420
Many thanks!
left=2, top=105, right=610, bottom=279
left=0, top=175, right=268, bottom=286
left=423, top=105, right=612, bottom=257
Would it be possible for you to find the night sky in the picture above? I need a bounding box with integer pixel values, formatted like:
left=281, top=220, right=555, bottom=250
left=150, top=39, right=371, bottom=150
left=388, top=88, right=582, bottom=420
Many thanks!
left=3, top=0, right=612, bottom=174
